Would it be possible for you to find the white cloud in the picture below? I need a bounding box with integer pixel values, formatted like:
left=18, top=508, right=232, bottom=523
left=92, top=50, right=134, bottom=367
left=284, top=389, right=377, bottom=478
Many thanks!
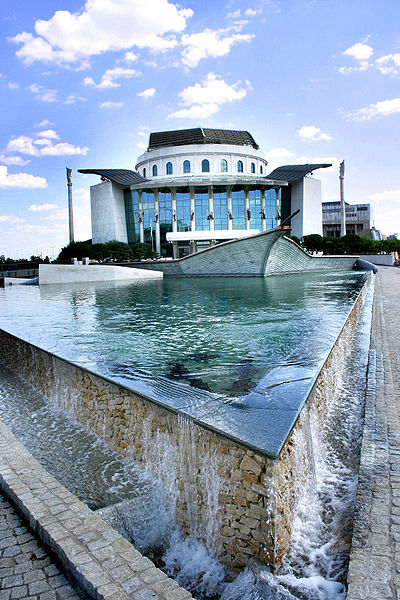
left=29, top=203, right=59, bottom=212
left=8, top=82, right=18, bottom=89
left=0, top=154, right=30, bottom=166
left=65, top=94, right=86, bottom=104
left=351, top=97, right=400, bottom=120
left=10, top=0, right=193, bottom=66
left=297, top=125, right=332, bottom=142
left=367, top=189, right=400, bottom=202
left=123, top=51, right=138, bottom=62
left=99, top=101, right=124, bottom=109
left=137, top=88, right=156, bottom=99
left=0, top=166, right=47, bottom=189
left=181, top=27, right=254, bottom=68
left=28, top=83, right=58, bottom=102
left=375, top=53, right=400, bottom=76
left=41, top=188, right=91, bottom=241
left=245, top=8, right=261, bottom=16
left=168, top=72, right=248, bottom=120
left=0, top=215, right=26, bottom=224
left=83, top=67, right=139, bottom=89
left=267, top=147, right=295, bottom=159
left=34, top=120, right=54, bottom=128
left=343, top=42, right=373, bottom=61
left=137, top=141, right=147, bottom=150
left=5, top=131, right=89, bottom=157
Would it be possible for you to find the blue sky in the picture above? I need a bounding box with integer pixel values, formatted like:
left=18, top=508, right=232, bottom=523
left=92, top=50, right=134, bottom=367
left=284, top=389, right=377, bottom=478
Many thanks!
left=0, top=0, right=399, bottom=258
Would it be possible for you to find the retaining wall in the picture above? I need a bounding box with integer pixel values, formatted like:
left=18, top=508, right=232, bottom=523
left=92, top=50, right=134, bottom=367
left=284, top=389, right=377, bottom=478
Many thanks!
left=0, top=276, right=371, bottom=571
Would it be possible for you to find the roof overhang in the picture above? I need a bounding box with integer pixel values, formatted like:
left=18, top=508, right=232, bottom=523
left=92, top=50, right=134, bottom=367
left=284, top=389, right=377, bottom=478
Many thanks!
left=166, top=229, right=261, bottom=243
left=131, top=175, right=288, bottom=190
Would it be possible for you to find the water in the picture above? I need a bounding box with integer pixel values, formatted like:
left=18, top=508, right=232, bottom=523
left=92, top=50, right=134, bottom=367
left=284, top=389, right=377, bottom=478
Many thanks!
left=0, top=272, right=367, bottom=399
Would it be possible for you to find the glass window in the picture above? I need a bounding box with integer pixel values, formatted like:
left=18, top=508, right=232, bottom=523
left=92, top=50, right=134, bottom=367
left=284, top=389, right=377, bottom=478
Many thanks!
left=265, top=189, right=278, bottom=230
left=232, top=188, right=245, bottom=229
left=152, top=165, right=158, bottom=176
left=249, top=189, right=262, bottom=230
left=166, top=162, right=173, bottom=175
left=183, top=160, right=191, bottom=174
left=201, top=159, right=210, bottom=173
left=124, top=189, right=140, bottom=243
left=142, top=191, right=155, bottom=246
left=159, top=189, right=172, bottom=254
left=143, top=168, right=146, bottom=178
left=251, top=163, right=255, bottom=174
left=176, top=188, right=191, bottom=231
left=220, top=159, right=228, bottom=172
left=260, top=165, right=263, bottom=174
left=195, top=187, right=209, bottom=231
left=214, top=188, right=227, bottom=230
left=237, top=160, right=243, bottom=173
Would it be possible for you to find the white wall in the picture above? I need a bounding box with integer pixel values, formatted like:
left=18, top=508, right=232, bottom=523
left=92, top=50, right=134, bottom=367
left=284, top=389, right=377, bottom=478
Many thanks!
left=290, top=178, right=322, bottom=238
left=91, top=181, right=128, bottom=244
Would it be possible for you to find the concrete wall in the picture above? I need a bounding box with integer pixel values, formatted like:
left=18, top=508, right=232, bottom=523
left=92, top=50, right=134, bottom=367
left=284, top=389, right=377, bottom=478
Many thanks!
left=290, top=178, right=322, bottom=239
left=359, top=254, right=395, bottom=266
left=39, top=264, right=163, bottom=285
left=0, top=277, right=370, bottom=571
left=91, top=181, right=128, bottom=244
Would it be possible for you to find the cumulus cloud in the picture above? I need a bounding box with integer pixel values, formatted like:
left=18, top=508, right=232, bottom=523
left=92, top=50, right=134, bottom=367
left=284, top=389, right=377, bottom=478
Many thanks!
left=29, top=203, right=59, bottom=212
left=34, top=120, right=54, bottom=128
left=367, top=189, right=400, bottom=202
left=343, top=42, right=373, bottom=61
left=0, top=166, right=47, bottom=189
left=350, top=97, right=400, bottom=120
left=28, top=83, right=58, bottom=102
left=5, top=130, right=89, bottom=157
left=0, top=154, right=30, bottom=166
left=137, top=88, right=156, bottom=99
left=267, top=147, right=295, bottom=159
left=10, top=0, right=193, bottom=66
left=65, top=94, right=86, bottom=104
left=297, top=125, right=332, bottom=142
left=99, top=101, right=124, bottom=108
left=181, top=27, right=254, bottom=68
left=168, top=72, right=249, bottom=119
left=376, top=53, right=400, bottom=76
left=123, top=51, right=138, bottom=62
left=0, top=215, right=26, bottom=224
left=83, top=67, right=139, bottom=89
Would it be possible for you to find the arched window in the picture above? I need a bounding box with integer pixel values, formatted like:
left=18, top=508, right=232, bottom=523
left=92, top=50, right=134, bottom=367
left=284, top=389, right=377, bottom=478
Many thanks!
left=183, top=160, right=191, bottom=173
left=220, top=159, right=228, bottom=172
left=166, top=162, right=173, bottom=175
left=202, top=159, right=210, bottom=173
left=143, top=168, right=146, bottom=178
left=152, top=164, right=158, bottom=176
left=260, top=165, right=263, bottom=174
left=251, top=163, right=255, bottom=173
left=237, top=160, right=243, bottom=173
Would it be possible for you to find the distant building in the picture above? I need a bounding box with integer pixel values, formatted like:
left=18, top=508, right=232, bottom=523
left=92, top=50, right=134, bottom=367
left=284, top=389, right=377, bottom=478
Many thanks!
left=322, top=201, right=376, bottom=238
left=79, top=128, right=330, bottom=257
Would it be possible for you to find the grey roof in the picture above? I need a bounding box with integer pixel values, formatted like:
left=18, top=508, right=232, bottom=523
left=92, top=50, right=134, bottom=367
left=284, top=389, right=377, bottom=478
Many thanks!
left=266, top=164, right=332, bottom=183
left=148, top=128, right=259, bottom=150
left=78, top=169, right=146, bottom=187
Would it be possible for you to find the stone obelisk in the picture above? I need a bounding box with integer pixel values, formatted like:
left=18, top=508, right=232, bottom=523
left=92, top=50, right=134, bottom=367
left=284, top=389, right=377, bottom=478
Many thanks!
left=339, top=160, right=346, bottom=237
left=66, top=167, right=75, bottom=244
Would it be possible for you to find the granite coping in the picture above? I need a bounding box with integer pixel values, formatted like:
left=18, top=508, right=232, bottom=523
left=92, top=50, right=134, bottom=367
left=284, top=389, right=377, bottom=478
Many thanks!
left=0, top=419, right=192, bottom=600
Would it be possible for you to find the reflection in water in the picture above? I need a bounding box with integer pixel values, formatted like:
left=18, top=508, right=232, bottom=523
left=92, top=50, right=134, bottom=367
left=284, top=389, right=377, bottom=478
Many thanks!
left=0, top=272, right=367, bottom=397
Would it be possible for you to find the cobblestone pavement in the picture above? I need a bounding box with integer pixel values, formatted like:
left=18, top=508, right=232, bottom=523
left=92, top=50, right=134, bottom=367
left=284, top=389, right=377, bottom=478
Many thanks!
left=0, top=493, right=86, bottom=600
left=347, top=267, right=400, bottom=600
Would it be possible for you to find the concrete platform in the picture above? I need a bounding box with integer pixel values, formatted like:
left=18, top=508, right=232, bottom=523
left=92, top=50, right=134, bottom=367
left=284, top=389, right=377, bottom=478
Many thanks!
left=347, top=266, right=400, bottom=599
left=39, top=265, right=163, bottom=285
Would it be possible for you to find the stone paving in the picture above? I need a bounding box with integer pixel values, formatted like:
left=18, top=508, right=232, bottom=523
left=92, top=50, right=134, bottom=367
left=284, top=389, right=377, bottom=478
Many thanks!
left=0, top=493, right=85, bottom=600
left=347, top=266, right=400, bottom=600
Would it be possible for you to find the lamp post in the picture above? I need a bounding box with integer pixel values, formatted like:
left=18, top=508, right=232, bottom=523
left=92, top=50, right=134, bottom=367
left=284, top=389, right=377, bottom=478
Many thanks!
left=66, top=167, right=75, bottom=244
left=339, top=160, right=346, bottom=237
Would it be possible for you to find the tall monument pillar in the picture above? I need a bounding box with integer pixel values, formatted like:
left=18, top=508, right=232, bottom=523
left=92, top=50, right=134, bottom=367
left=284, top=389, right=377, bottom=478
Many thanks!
left=66, top=168, right=75, bottom=244
left=339, top=160, right=346, bottom=237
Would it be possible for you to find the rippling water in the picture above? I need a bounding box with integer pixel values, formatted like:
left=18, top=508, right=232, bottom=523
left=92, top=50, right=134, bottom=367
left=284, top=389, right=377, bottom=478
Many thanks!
left=0, top=272, right=367, bottom=397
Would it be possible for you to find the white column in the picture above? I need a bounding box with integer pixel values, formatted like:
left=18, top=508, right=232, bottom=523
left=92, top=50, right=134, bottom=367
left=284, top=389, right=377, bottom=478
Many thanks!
left=208, top=185, right=215, bottom=232
left=138, top=190, right=144, bottom=243
left=339, top=160, right=346, bottom=237
left=154, top=189, right=161, bottom=255
left=261, top=188, right=267, bottom=232
left=227, top=186, right=233, bottom=231
left=275, top=187, right=281, bottom=226
left=245, top=187, right=250, bottom=231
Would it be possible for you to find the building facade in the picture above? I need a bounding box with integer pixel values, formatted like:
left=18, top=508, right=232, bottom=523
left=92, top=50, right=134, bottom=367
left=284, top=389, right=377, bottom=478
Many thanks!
left=80, top=128, right=330, bottom=257
left=322, top=201, right=375, bottom=238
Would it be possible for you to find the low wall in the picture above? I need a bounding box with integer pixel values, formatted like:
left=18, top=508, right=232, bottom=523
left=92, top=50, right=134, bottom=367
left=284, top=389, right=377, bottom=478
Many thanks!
left=359, top=254, right=394, bottom=266
left=39, top=264, right=163, bottom=285
left=0, top=277, right=371, bottom=571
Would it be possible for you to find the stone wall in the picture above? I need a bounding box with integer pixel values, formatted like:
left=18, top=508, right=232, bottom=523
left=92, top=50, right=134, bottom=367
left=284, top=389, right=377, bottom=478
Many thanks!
left=0, top=276, right=370, bottom=571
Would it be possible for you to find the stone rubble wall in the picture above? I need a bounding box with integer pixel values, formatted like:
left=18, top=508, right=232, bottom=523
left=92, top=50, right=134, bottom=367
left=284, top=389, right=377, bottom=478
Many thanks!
left=0, top=277, right=370, bottom=571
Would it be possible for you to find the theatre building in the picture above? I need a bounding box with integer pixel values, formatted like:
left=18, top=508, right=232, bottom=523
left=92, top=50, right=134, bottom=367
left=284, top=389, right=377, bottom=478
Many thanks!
left=79, top=128, right=330, bottom=258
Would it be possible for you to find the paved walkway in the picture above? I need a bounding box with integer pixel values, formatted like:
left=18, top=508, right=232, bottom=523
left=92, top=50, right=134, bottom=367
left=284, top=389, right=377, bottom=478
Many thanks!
left=347, top=266, right=400, bottom=600
left=0, top=493, right=85, bottom=600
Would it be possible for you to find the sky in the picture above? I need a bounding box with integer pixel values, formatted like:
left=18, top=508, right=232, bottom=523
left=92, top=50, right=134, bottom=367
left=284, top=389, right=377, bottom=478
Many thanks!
left=0, top=0, right=399, bottom=259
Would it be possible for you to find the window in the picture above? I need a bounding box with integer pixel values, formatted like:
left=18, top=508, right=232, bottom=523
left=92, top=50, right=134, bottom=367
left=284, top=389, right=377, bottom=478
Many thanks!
left=183, top=160, right=191, bottom=173
left=220, top=159, right=228, bottom=172
left=152, top=164, right=158, bottom=176
left=260, top=165, right=263, bottom=174
left=166, top=162, right=173, bottom=175
left=202, top=159, right=210, bottom=173
left=237, top=160, right=243, bottom=173
left=195, top=187, right=209, bottom=231
left=143, top=168, right=146, bottom=178
left=251, top=163, right=255, bottom=174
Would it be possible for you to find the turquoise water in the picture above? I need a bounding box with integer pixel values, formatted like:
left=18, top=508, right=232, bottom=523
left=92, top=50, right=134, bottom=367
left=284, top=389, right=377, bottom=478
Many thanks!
left=0, top=272, right=366, bottom=400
